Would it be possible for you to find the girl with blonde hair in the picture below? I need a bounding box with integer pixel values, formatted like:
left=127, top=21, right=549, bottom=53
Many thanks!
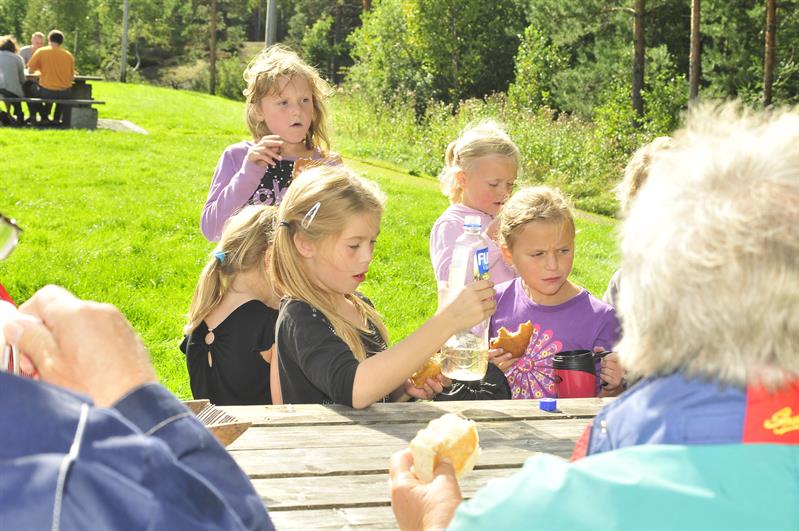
left=430, top=120, right=520, bottom=289
left=270, top=166, right=496, bottom=408
left=181, top=205, right=280, bottom=405
left=489, top=186, right=623, bottom=399
left=201, top=44, right=340, bottom=242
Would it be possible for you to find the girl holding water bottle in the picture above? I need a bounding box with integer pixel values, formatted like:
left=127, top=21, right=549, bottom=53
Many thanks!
left=269, top=165, right=496, bottom=408
left=430, top=121, right=520, bottom=292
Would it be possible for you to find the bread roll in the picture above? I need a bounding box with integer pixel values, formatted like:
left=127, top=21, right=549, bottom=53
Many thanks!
left=409, top=413, right=480, bottom=483
left=489, top=320, right=533, bottom=359
left=411, top=357, right=443, bottom=387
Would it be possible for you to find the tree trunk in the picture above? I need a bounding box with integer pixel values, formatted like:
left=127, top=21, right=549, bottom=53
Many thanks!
left=689, top=0, right=701, bottom=101
left=763, top=0, right=776, bottom=107
left=362, top=0, right=371, bottom=11
left=210, top=0, right=217, bottom=95
left=120, top=0, right=129, bottom=82
left=632, top=0, right=645, bottom=120
left=332, top=1, right=342, bottom=82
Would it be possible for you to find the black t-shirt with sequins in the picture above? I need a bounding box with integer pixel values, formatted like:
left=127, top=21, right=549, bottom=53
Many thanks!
left=276, top=296, right=388, bottom=406
left=181, top=300, right=278, bottom=405
left=246, top=160, right=295, bottom=206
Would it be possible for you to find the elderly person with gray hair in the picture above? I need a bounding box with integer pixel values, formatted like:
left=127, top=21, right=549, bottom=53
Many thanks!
left=388, top=103, right=799, bottom=531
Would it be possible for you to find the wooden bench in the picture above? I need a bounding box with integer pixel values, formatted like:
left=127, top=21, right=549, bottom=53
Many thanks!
left=0, top=97, right=106, bottom=129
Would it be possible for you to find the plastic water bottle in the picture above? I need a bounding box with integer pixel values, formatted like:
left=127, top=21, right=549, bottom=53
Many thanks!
left=441, top=215, right=490, bottom=381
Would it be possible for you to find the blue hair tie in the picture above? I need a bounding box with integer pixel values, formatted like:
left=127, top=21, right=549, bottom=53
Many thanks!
left=213, top=251, right=226, bottom=263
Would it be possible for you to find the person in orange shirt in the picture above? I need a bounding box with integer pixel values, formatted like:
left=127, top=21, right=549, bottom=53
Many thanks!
left=26, top=29, right=74, bottom=125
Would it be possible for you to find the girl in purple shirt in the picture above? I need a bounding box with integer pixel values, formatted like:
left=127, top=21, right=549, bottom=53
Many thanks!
left=201, top=45, right=339, bottom=242
left=489, top=186, right=625, bottom=399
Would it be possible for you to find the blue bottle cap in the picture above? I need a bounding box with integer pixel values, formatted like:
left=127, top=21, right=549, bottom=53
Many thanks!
left=539, top=398, right=557, bottom=412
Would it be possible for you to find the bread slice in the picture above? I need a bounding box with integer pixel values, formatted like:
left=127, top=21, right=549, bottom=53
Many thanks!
left=410, top=413, right=480, bottom=483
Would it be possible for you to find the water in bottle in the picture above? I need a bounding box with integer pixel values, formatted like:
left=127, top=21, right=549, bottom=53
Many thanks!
left=441, top=215, right=490, bottom=381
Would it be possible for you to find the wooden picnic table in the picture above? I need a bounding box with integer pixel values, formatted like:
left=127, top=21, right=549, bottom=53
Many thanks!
left=220, top=398, right=612, bottom=530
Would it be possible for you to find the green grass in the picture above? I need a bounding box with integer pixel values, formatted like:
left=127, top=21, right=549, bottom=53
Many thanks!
left=0, top=81, right=619, bottom=398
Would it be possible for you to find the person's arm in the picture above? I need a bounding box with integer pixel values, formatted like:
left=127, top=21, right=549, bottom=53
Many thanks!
left=2, top=285, right=272, bottom=530
left=430, top=218, right=461, bottom=293
left=351, top=280, right=495, bottom=409
left=113, top=383, right=271, bottom=530
left=201, top=146, right=266, bottom=241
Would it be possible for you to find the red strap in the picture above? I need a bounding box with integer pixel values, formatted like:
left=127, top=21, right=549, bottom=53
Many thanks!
left=0, top=282, right=14, bottom=305
left=742, top=379, right=799, bottom=444
left=570, top=421, right=593, bottom=461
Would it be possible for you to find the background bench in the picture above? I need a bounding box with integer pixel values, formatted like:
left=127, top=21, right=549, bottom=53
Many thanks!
left=0, top=97, right=106, bottom=129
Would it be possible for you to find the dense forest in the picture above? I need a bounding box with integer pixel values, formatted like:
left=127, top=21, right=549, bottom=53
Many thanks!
left=2, top=1, right=797, bottom=110
left=2, top=1, right=797, bottom=211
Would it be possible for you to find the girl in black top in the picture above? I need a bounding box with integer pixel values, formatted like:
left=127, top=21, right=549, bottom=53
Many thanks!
left=269, top=166, right=497, bottom=408
left=181, top=205, right=280, bottom=405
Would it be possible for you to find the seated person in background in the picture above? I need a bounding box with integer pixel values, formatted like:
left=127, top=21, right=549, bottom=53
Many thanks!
left=0, top=35, right=26, bottom=126
left=1, top=285, right=274, bottom=530
left=489, top=186, right=623, bottom=398
left=26, top=29, right=74, bottom=124
left=18, top=31, right=44, bottom=65
left=181, top=205, right=280, bottom=405
left=603, top=136, right=672, bottom=308
left=388, top=103, right=799, bottom=530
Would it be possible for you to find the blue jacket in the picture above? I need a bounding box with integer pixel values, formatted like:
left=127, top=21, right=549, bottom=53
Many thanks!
left=588, top=372, right=747, bottom=453
left=0, top=372, right=273, bottom=530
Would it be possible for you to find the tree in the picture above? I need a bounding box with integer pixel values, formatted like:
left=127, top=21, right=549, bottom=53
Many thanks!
left=763, top=0, right=776, bottom=107
left=689, top=0, right=700, bottom=100
left=631, top=0, right=645, bottom=118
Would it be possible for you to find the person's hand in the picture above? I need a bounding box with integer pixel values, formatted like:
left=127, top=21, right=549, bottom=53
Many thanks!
left=404, top=373, right=450, bottom=400
left=437, top=280, right=496, bottom=333
left=389, top=448, right=462, bottom=531
left=246, top=135, right=285, bottom=167
left=488, top=346, right=515, bottom=372
left=1, top=285, right=157, bottom=407
left=597, top=349, right=625, bottom=396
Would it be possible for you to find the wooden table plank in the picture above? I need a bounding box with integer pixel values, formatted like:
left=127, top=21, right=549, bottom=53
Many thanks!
left=269, top=506, right=398, bottom=530
left=252, top=467, right=520, bottom=510
left=228, top=418, right=585, bottom=477
left=221, top=397, right=611, bottom=427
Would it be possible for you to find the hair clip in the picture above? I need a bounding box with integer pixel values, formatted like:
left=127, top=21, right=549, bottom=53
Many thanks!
left=301, top=202, right=321, bottom=229
left=213, top=251, right=226, bottom=263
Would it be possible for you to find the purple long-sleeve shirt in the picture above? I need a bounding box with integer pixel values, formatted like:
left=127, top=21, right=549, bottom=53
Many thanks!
left=201, top=141, right=324, bottom=242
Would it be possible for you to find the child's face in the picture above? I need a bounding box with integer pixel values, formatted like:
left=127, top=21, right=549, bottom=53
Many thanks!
left=501, top=219, right=575, bottom=305
left=458, top=155, right=516, bottom=216
left=308, top=212, right=381, bottom=297
left=257, top=76, right=314, bottom=147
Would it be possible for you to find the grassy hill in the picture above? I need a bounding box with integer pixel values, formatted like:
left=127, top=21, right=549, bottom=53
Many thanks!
left=0, top=81, right=619, bottom=398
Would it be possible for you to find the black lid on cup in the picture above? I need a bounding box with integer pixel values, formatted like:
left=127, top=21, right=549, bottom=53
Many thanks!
left=552, top=350, right=595, bottom=373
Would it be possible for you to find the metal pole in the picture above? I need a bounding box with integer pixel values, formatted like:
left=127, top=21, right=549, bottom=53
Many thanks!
left=120, top=0, right=129, bottom=82
left=266, top=0, right=277, bottom=45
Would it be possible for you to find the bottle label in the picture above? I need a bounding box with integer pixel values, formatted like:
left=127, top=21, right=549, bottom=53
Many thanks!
left=474, top=247, right=490, bottom=280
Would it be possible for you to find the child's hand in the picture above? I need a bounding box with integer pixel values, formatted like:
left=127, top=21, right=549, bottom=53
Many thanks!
left=437, top=280, right=496, bottom=332
left=488, top=347, right=515, bottom=372
left=597, top=349, right=625, bottom=396
left=404, top=373, right=449, bottom=400
left=247, top=135, right=285, bottom=167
